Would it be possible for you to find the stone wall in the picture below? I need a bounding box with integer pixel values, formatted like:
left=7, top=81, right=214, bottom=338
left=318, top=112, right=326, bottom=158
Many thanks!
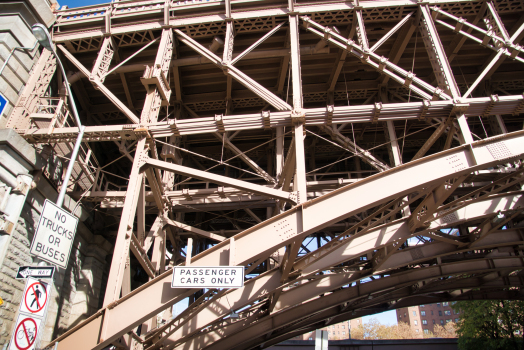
left=0, top=129, right=112, bottom=347
left=0, top=0, right=56, bottom=127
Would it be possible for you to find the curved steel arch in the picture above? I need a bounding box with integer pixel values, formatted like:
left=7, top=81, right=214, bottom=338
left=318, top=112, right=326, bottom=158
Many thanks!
left=12, top=0, right=524, bottom=349
left=51, top=131, right=524, bottom=350
left=199, top=254, right=524, bottom=350
left=160, top=192, right=524, bottom=349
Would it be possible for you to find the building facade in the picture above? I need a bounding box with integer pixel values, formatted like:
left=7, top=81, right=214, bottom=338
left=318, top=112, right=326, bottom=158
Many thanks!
left=293, top=319, right=356, bottom=341
left=396, top=303, right=460, bottom=336
left=0, top=2, right=115, bottom=347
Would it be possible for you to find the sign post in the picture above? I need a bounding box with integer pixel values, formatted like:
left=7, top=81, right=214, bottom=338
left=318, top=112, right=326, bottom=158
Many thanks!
left=8, top=278, right=52, bottom=350
left=30, top=199, right=78, bottom=269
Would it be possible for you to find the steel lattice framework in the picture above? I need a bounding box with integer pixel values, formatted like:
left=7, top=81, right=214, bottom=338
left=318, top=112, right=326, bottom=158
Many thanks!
left=8, top=0, right=524, bottom=349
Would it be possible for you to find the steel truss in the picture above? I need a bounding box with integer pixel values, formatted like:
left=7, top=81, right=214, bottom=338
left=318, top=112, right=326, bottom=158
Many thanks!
left=9, top=0, right=524, bottom=349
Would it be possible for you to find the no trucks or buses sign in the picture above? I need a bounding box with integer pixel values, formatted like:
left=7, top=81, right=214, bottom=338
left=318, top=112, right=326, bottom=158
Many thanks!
left=171, top=266, right=244, bottom=288
left=30, top=200, right=79, bottom=269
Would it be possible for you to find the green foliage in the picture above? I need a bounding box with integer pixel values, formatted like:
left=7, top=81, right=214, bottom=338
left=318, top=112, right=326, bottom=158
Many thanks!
left=453, top=300, right=524, bottom=350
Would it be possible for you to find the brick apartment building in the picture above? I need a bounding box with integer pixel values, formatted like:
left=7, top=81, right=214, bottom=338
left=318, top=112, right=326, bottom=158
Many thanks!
left=396, top=302, right=460, bottom=336
left=293, top=318, right=363, bottom=340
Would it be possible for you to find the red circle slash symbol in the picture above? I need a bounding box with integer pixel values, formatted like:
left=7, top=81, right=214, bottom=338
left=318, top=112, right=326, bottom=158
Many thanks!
left=24, top=282, right=47, bottom=313
left=14, top=318, right=37, bottom=350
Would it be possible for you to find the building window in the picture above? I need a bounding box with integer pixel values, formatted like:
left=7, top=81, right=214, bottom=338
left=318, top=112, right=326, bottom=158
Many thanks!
left=416, top=329, right=419, bottom=333
left=443, top=302, right=449, bottom=306
left=341, top=325, right=345, bottom=329
left=421, top=311, right=426, bottom=316
left=404, top=313, right=407, bottom=317
left=420, top=305, right=425, bottom=307
left=437, top=303, right=441, bottom=307
left=413, top=311, right=417, bottom=316
left=454, top=310, right=459, bottom=315
left=446, top=319, right=451, bottom=323
left=414, top=320, right=418, bottom=326
left=438, top=311, right=443, bottom=316
left=445, top=310, right=451, bottom=316
left=309, top=338, right=313, bottom=340
left=433, top=320, right=436, bottom=324
left=422, top=320, right=427, bottom=325
left=455, top=318, right=460, bottom=323
left=440, top=320, right=444, bottom=324
left=424, top=329, right=429, bottom=334
left=399, top=315, right=402, bottom=318
left=342, top=332, right=345, bottom=335
left=431, top=311, right=434, bottom=316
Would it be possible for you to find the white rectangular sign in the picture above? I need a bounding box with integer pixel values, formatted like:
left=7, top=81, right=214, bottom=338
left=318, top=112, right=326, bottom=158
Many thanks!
left=19, top=277, right=51, bottom=318
left=30, top=199, right=78, bottom=269
left=171, top=266, right=244, bottom=288
left=8, top=313, right=42, bottom=350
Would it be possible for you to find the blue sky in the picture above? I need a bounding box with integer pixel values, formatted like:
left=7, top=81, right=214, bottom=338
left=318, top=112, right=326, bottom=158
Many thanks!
left=60, top=0, right=108, bottom=8
left=363, top=310, right=398, bottom=326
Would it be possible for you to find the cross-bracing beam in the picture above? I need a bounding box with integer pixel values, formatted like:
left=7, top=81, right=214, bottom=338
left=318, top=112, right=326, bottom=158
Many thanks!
left=20, top=2, right=524, bottom=349
left=50, top=130, right=524, bottom=350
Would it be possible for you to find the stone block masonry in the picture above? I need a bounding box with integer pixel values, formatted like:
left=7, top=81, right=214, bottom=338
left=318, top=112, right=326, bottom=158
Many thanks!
left=0, top=129, right=112, bottom=347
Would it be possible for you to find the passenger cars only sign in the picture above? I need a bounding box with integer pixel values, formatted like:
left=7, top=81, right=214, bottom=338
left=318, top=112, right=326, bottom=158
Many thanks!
left=30, top=200, right=78, bottom=268
left=172, top=266, right=244, bottom=288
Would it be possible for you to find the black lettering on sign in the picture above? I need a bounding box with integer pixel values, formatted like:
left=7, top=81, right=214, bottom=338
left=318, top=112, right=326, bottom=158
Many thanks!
left=55, top=211, right=66, bottom=223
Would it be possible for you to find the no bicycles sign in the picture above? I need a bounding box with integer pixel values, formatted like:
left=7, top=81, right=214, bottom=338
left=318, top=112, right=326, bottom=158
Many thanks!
left=9, top=313, right=42, bottom=350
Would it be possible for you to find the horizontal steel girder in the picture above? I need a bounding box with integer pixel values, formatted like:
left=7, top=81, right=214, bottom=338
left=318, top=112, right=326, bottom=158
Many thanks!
left=52, top=130, right=524, bottom=350
left=53, top=0, right=501, bottom=45
left=20, top=94, right=524, bottom=144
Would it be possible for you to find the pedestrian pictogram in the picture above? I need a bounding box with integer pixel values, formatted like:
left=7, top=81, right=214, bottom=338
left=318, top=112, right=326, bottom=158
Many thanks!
left=19, top=278, right=50, bottom=318
left=8, top=314, right=41, bottom=350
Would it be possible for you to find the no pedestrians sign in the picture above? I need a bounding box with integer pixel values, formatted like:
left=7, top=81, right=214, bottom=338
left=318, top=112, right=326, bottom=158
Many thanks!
left=19, top=278, right=50, bottom=318
left=30, top=200, right=78, bottom=269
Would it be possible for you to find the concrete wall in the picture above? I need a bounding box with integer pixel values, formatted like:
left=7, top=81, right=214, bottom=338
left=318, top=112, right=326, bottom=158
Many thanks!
left=0, top=129, right=112, bottom=347
left=0, top=0, right=57, bottom=127
left=269, top=338, right=458, bottom=350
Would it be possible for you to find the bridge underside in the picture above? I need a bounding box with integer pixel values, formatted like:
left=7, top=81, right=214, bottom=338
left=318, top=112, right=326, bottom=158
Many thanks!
left=8, top=0, right=524, bottom=348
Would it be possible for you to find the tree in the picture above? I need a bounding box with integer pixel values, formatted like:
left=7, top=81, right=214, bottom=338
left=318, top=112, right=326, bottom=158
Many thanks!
left=453, top=300, right=524, bottom=350
left=433, top=322, right=457, bottom=338
left=350, top=318, right=419, bottom=340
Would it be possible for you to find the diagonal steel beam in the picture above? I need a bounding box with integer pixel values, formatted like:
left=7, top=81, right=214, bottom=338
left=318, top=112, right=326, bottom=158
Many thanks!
left=163, top=217, right=225, bottom=242
left=57, top=45, right=140, bottom=124
left=419, top=4, right=462, bottom=100
left=230, top=22, right=286, bottom=66
left=141, top=157, right=297, bottom=204
left=213, top=132, right=275, bottom=183
left=174, top=29, right=292, bottom=111
left=370, top=11, right=415, bottom=53
left=51, top=131, right=524, bottom=350
left=320, top=125, right=390, bottom=171
left=302, top=16, right=450, bottom=101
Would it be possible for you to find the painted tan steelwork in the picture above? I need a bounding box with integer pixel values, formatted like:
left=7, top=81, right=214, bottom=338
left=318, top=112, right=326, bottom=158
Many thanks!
left=8, top=0, right=524, bottom=349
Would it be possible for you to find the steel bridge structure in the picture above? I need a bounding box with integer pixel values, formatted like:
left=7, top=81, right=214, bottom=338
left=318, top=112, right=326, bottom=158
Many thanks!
left=7, top=0, right=524, bottom=348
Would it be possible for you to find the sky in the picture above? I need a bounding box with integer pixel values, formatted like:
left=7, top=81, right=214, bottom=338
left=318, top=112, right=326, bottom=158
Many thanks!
left=60, top=0, right=108, bottom=8
left=363, top=310, right=398, bottom=326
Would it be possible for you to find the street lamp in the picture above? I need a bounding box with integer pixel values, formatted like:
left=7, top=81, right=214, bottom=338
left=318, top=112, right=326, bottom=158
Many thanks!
left=31, top=23, right=86, bottom=209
